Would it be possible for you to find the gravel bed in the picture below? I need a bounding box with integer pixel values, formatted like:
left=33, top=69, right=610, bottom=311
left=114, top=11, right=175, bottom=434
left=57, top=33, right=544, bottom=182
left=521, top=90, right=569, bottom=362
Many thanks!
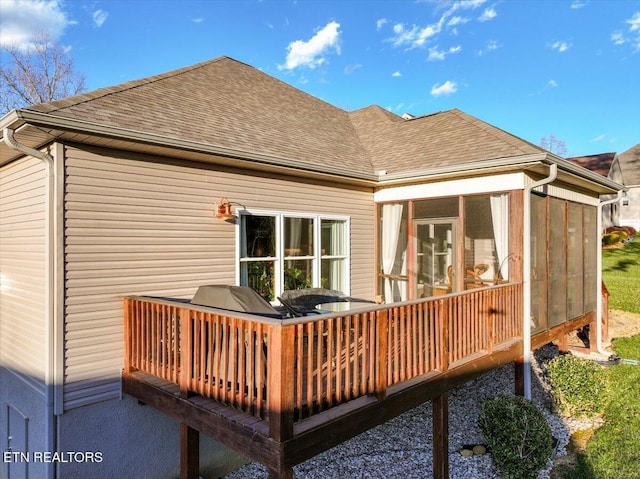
left=224, top=345, right=590, bottom=479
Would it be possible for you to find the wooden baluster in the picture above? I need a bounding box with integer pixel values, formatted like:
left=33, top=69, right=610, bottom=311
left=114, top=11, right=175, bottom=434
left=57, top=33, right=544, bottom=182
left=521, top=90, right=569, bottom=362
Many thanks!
left=179, top=308, right=193, bottom=398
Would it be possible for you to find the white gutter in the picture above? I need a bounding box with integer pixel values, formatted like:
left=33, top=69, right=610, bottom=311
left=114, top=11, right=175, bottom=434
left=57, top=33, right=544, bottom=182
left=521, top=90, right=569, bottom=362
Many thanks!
left=522, top=163, right=557, bottom=399
left=3, top=128, right=60, bottom=479
left=596, top=190, right=624, bottom=356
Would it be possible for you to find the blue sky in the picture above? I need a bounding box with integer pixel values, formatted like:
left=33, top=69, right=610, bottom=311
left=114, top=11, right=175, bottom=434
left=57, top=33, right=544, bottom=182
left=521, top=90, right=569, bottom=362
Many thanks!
left=1, top=0, right=639, bottom=157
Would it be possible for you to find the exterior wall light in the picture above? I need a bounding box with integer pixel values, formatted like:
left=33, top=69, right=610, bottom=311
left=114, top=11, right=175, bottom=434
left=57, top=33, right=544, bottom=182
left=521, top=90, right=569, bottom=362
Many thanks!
left=216, top=197, right=238, bottom=221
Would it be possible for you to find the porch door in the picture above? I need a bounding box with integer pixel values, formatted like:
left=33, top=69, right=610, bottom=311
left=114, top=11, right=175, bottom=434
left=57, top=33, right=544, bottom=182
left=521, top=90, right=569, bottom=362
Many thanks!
left=414, top=220, right=456, bottom=298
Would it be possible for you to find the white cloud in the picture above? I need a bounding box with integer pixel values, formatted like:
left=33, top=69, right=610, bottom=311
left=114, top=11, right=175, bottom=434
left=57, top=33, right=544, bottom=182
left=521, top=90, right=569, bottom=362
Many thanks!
left=627, top=11, right=640, bottom=51
left=344, top=63, right=362, bottom=74
left=92, top=9, right=108, bottom=28
left=193, top=17, right=205, bottom=24
left=478, top=39, right=500, bottom=56
left=392, top=71, right=402, bottom=77
left=611, top=31, right=625, bottom=45
left=548, top=80, right=558, bottom=88
left=447, top=16, right=470, bottom=27
left=611, top=12, right=640, bottom=50
left=589, top=134, right=605, bottom=143
left=279, top=21, right=341, bottom=70
left=376, top=18, right=388, bottom=31
left=391, top=21, right=443, bottom=48
left=628, top=11, right=640, bottom=32
left=428, top=44, right=462, bottom=61
left=570, top=1, right=587, bottom=9
left=430, top=80, right=458, bottom=96
left=551, top=40, right=572, bottom=52
left=0, top=0, right=71, bottom=48
left=388, top=0, right=486, bottom=49
left=478, top=7, right=497, bottom=22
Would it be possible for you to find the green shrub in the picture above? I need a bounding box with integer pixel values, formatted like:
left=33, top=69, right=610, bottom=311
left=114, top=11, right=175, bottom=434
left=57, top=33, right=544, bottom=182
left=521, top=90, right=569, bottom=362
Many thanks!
left=547, top=354, right=610, bottom=418
left=602, top=231, right=627, bottom=245
left=478, top=394, right=553, bottom=479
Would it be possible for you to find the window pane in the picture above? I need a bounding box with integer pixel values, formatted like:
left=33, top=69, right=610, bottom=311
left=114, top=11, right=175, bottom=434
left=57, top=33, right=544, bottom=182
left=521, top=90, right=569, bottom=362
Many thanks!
left=321, top=219, right=346, bottom=256
left=531, top=195, right=548, bottom=332
left=241, top=261, right=275, bottom=301
left=583, top=206, right=598, bottom=312
left=284, top=259, right=313, bottom=290
left=321, top=258, right=345, bottom=291
left=463, top=194, right=509, bottom=289
left=414, top=197, right=458, bottom=219
left=284, top=217, right=314, bottom=256
left=242, top=215, right=275, bottom=257
left=548, top=198, right=567, bottom=326
left=567, top=202, right=584, bottom=319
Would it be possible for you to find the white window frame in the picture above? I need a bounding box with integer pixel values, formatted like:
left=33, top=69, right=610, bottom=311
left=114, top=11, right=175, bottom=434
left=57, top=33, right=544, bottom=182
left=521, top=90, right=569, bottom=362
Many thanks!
left=236, top=209, right=350, bottom=300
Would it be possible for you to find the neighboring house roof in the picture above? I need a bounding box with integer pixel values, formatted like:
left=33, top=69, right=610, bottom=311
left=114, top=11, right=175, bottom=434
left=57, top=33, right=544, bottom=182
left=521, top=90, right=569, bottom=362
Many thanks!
left=0, top=56, right=623, bottom=194
left=619, top=144, right=640, bottom=186
left=567, top=153, right=616, bottom=178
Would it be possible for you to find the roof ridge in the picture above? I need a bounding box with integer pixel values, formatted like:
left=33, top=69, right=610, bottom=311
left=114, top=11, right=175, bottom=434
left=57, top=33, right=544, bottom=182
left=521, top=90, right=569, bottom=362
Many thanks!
left=27, top=56, right=230, bottom=114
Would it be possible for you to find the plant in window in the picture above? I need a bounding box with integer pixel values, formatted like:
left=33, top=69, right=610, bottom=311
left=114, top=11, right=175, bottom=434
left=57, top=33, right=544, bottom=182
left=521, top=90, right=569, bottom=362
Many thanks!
left=284, top=266, right=312, bottom=291
left=247, top=261, right=274, bottom=301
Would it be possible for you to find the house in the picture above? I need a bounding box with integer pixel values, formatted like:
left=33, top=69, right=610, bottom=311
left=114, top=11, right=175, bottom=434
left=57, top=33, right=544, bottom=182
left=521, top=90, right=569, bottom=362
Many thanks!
left=567, top=152, right=624, bottom=230
left=0, top=56, right=624, bottom=479
left=618, top=144, right=640, bottom=231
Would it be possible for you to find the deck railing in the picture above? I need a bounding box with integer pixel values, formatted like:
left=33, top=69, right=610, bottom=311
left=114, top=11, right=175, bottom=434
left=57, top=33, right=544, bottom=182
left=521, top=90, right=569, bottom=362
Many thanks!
left=124, top=283, right=522, bottom=433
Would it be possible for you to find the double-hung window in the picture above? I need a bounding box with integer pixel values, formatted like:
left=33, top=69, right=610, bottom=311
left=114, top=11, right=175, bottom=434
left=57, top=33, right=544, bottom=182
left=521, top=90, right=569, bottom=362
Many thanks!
left=239, top=212, right=349, bottom=301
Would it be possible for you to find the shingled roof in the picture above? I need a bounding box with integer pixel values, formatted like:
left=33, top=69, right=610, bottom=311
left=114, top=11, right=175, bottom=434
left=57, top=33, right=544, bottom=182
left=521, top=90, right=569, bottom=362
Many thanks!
left=27, top=56, right=372, bottom=173
left=619, top=144, right=640, bottom=186
left=21, top=56, right=544, bottom=176
left=567, top=152, right=617, bottom=178
left=349, top=106, right=543, bottom=173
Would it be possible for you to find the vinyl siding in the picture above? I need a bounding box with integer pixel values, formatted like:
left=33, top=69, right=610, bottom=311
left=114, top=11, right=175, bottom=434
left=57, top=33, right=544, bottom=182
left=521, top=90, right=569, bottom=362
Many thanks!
left=63, top=144, right=375, bottom=409
left=0, top=156, right=48, bottom=395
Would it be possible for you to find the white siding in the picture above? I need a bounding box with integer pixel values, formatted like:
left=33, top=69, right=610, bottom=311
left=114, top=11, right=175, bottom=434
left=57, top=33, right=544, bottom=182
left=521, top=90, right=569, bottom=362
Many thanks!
left=63, top=145, right=375, bottom=409
left=0, top=156, right=48, bottom=395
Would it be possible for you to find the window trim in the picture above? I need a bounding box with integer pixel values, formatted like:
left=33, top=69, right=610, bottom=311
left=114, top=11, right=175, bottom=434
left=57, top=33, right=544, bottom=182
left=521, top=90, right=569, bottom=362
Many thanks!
left=236, top=209, right=351, bottom=300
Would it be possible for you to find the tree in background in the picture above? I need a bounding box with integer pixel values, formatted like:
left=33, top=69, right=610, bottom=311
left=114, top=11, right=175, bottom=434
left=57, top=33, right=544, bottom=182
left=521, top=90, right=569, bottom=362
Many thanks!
left=0, top=32, right=85, bottom=115
left=540, top=134, right=568, bottom=157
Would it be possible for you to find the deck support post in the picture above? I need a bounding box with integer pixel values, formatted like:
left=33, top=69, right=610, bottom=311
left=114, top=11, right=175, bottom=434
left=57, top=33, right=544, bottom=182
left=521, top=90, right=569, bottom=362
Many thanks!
left=268, top=468, right=294, bottom=479
left=588, top=319, right=598, bottom=353
left=514, top=357, right=525, bottom=396
left=180, top=423, right=199, bottom=479
left=432, top=392, right=449, bottom=479
left=557, top=333, right=569, bottom=352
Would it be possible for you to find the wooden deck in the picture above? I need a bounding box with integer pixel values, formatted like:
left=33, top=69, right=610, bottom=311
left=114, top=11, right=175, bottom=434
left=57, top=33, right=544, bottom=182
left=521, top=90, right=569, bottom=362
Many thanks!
left=122, top=283, right=538, bottom=478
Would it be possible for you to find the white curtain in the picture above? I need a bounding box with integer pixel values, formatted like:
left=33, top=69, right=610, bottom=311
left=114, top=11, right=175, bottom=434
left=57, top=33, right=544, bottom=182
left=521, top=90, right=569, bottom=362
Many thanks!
left=287, top=217, right=302, bottom=254
left=490, top=194, right=509, bottom=280
left=381, top=204, right=406, bottom=302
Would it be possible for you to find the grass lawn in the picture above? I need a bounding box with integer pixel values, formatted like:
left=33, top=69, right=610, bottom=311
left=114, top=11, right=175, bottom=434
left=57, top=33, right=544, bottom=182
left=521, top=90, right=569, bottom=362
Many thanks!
left=552, top=238, right=640, bottom=478
left=554, top=335, right=640, bottom=479
left=602, top=236, right=640, bottom=313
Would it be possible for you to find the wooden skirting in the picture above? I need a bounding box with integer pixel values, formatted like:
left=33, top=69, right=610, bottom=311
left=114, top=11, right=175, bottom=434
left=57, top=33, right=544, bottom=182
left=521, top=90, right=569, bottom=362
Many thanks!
left=531, top=311, right=596, bottom=350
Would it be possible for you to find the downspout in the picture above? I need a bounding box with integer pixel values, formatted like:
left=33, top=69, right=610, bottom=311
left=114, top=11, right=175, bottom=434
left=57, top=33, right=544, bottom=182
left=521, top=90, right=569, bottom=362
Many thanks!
left=3, top=128, right=59, bottom=479
left=522, top=163, right=557, bottom=399
left=596, top=190, right=624, bottom=357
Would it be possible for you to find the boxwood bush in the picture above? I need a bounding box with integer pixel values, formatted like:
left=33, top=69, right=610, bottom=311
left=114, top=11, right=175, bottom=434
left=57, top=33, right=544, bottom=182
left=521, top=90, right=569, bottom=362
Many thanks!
left=547, top=353, right=610, bottom=418
left=478, top=394, right=553, bottom=479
